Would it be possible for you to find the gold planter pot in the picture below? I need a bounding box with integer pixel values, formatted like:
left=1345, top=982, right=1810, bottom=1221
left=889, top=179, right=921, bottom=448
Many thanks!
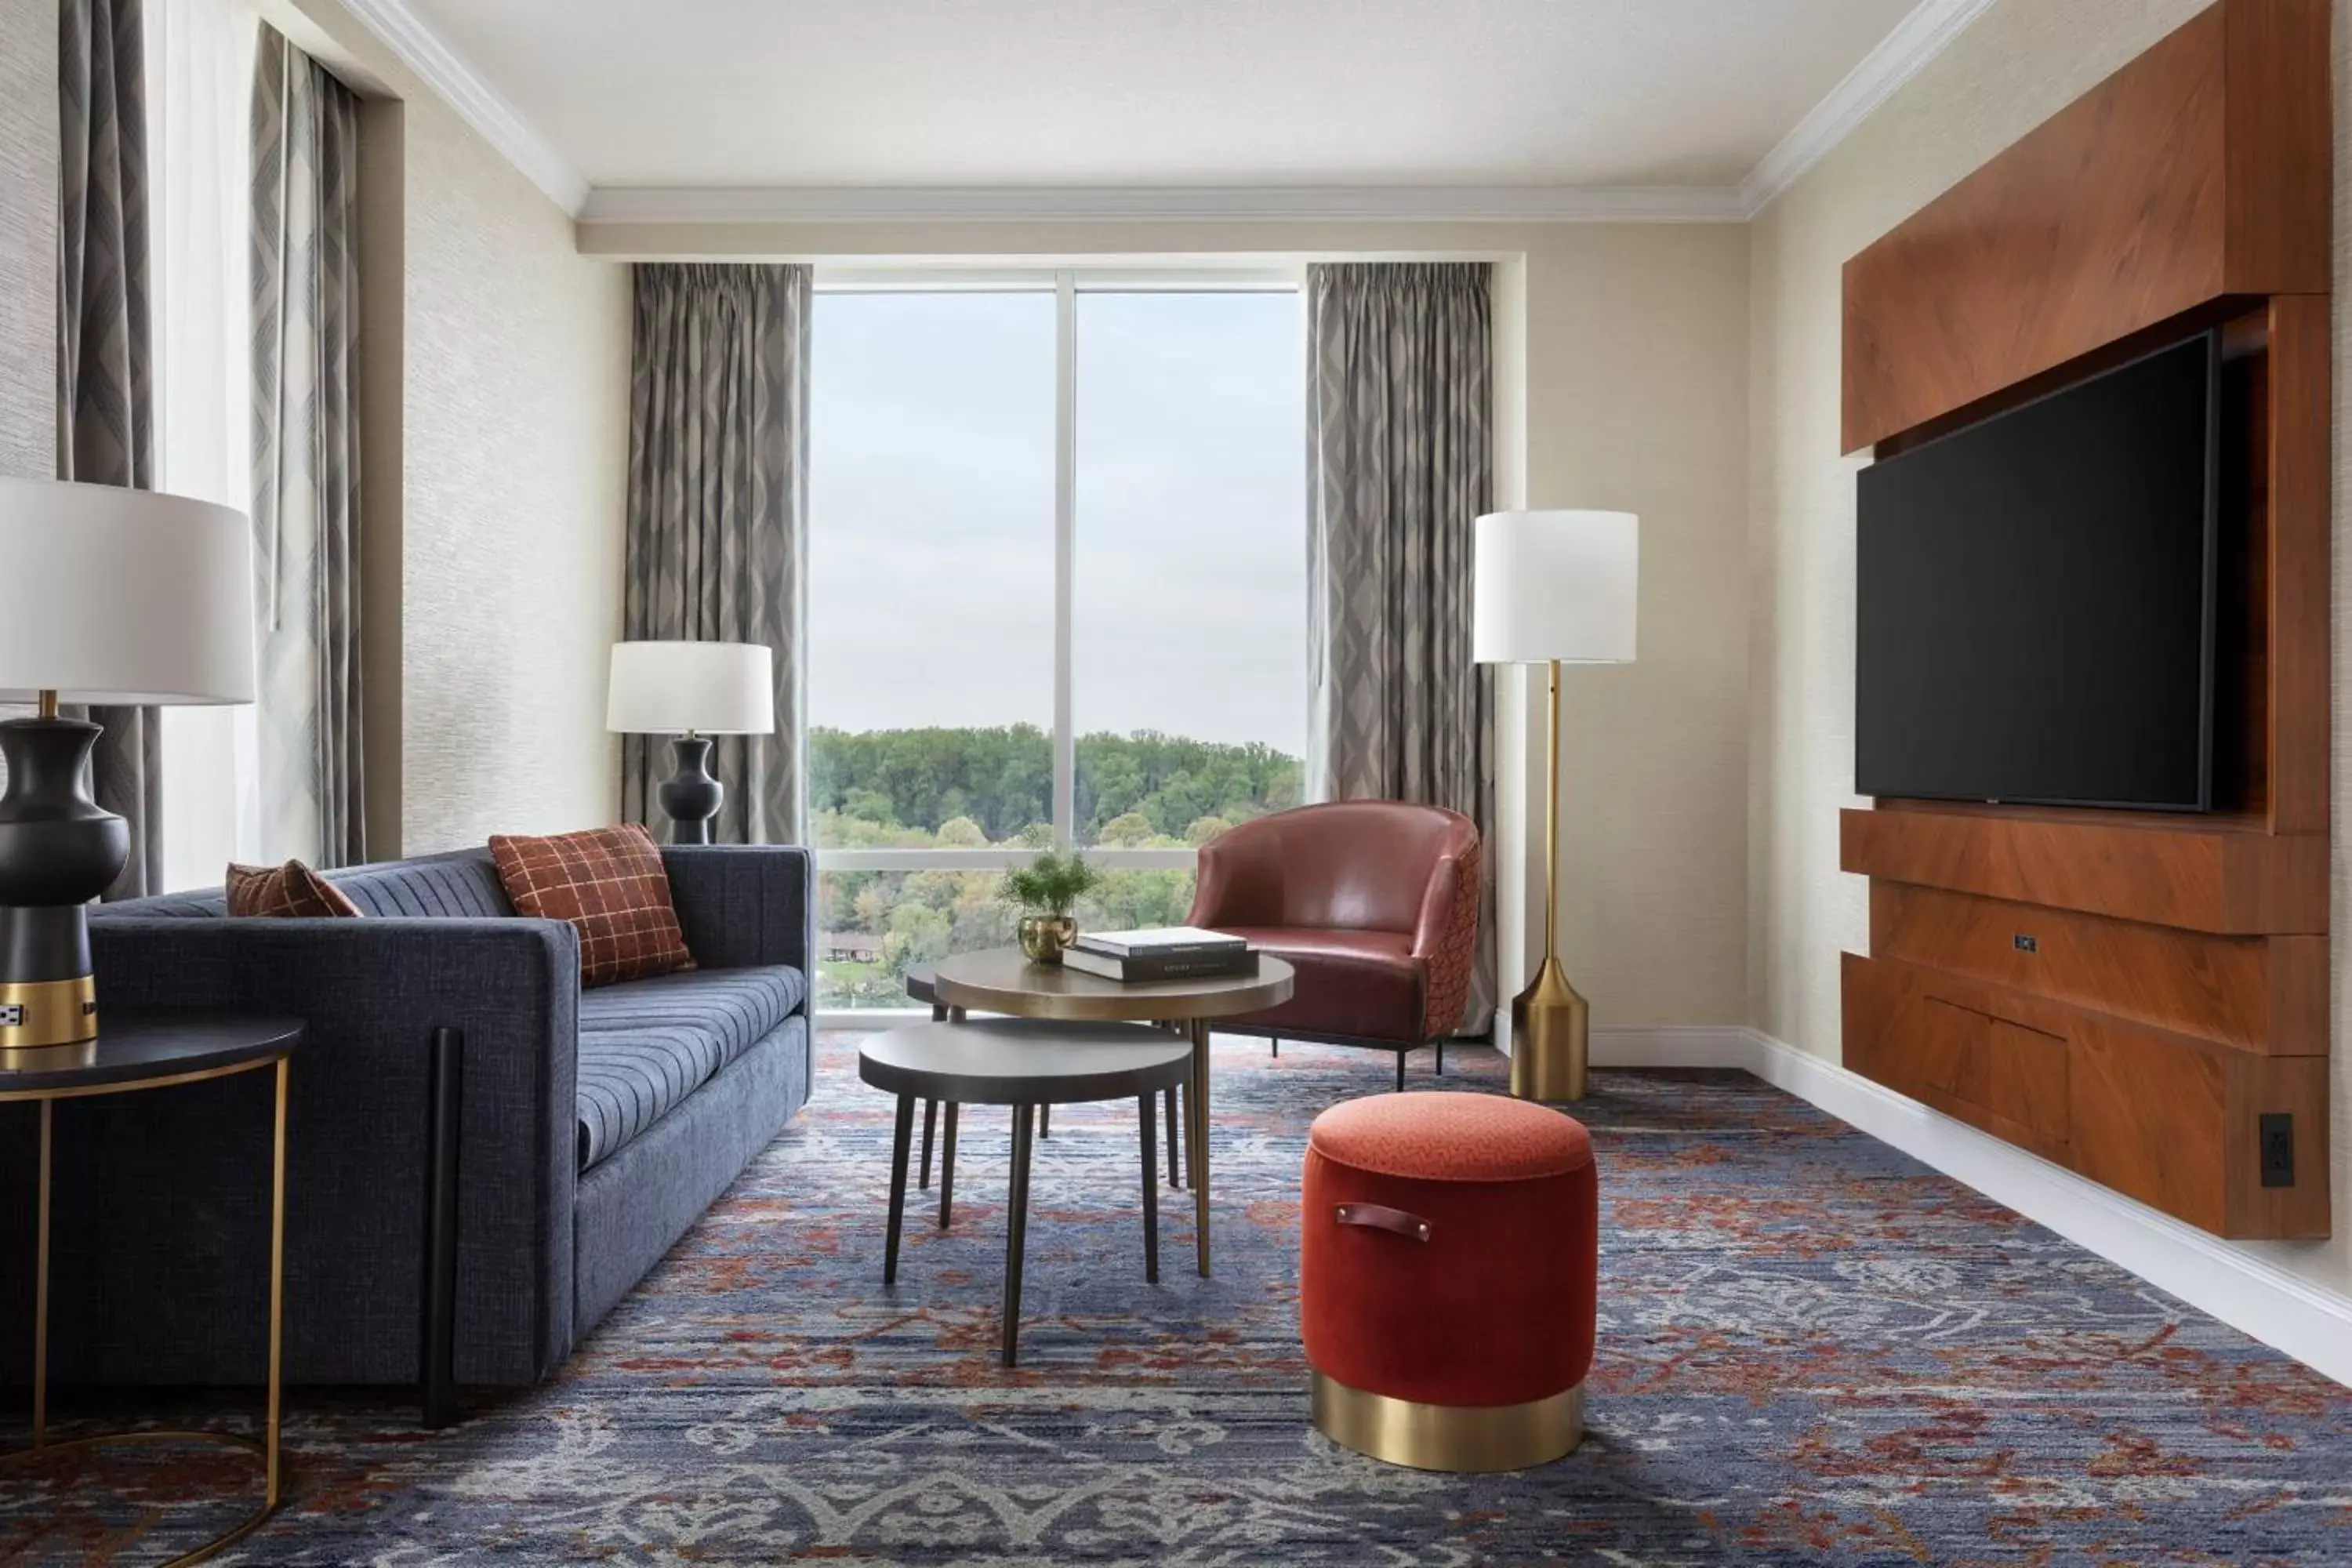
left=1018, top=914, right=1077, bottom=965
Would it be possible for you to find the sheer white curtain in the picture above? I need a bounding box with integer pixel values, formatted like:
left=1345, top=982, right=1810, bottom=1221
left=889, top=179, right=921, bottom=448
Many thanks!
left=148, top=0, right=259, bottom=890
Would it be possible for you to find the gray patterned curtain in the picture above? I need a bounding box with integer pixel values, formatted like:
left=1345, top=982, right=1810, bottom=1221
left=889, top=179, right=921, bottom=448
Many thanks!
left=59, top=0, right=159, bottom=899
left=1305, top=262, right=1495, bottom=1031
left=249, top=26, right=364, bottom=866
left=622, top=264, right=811, bottom=845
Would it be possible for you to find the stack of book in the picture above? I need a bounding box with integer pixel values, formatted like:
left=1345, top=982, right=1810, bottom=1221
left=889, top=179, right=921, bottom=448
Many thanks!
left=1062, top=927, right=1256, bottom=983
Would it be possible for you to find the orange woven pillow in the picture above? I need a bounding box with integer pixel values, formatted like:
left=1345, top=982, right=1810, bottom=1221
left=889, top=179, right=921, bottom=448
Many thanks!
left=226, top=859, right=364, bottom=918
left=489, top=823, right=695, bottom=987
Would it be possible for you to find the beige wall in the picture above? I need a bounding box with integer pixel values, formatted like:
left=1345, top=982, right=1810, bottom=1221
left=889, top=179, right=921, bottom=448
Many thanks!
left=275, top=0, right=633, bottom=855
left=395, top=94, right=630, bottom=851
left=0, top=0, right=56, bottom=477
left=1746, top=0, right=2351, bottom=1299
left=582, top=218, right=1754, bottom=1031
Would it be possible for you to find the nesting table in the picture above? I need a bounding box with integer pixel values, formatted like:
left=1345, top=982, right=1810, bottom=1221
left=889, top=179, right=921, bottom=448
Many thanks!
left=859, top=1018, right=1193, bottom=1364
left=927, top=946, right=1294, bottom=1279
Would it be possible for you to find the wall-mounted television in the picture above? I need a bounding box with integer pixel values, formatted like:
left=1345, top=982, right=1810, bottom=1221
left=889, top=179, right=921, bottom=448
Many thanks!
left=1854, top=329, right=2221, bottom=812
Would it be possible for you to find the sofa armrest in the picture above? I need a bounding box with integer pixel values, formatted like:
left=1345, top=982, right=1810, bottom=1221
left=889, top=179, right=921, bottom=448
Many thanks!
left=662, top=844, right=815, bottom=985
left=67, top=916, right=583, bottom=1385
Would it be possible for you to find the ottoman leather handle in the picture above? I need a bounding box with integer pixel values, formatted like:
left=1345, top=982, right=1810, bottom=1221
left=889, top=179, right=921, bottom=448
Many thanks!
left=1334, top=1202, right=1432, bottom=1242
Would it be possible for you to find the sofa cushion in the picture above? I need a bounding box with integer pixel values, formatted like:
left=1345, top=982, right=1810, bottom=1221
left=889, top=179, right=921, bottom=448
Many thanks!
left=227, top=859, right=364, bottom=917
left=493, top=824, right=695, bottom=987
left=575, top=964, right=807, bottom=1169
left=329, top=848, right=516, bottom=919
left=1211, top=926, right=1423, bottom=1044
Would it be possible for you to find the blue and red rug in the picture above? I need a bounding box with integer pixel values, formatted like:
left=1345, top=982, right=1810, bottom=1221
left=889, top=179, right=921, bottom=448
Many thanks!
left=5, top=1033, right=2350, bottom=1563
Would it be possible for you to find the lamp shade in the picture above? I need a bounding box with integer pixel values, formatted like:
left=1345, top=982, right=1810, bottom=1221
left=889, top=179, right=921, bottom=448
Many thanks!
left=0, top=476, right=255, bottom=704
left=1472, top=510, right=1639, bottom=665
left=606, top=641, right=775, bottom=735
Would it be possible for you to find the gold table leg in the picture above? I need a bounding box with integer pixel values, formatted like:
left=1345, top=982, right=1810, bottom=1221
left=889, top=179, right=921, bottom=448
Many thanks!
left=5, top=1058, right=292, bottom=1566
left=1188, top=1018, right=1211, bottom=1278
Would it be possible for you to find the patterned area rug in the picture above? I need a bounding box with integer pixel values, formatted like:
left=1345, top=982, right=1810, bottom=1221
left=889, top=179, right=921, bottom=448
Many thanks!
left=5, top=1033, right=2350, bottom=1564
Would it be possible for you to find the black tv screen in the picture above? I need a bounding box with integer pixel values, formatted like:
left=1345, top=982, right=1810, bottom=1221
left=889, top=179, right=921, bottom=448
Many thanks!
left=1855, top=330, right=2220, bottom=811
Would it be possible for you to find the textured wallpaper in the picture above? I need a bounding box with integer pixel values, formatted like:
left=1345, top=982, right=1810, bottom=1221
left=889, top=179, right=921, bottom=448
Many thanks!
left=1745, top=0, right=2350, bottom=1298
left=397, top=93, right=630, bottom=853
left=0, top=0, right=56, bottom=478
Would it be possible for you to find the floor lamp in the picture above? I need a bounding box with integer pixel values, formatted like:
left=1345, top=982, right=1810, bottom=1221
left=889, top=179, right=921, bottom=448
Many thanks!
left=1473, top=510, right=1639, bottom=1102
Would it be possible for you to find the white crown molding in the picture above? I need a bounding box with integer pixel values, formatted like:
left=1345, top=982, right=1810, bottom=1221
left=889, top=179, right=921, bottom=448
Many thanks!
left=575, top=183, right=1749, bottom=228
left=335, top=0, right=1987, bottom=230
left=1593, top=1023, right=2352, bottom=1390
left=1737, top=0, right=1996, bottom=216
left=338, top=0, right=590, bottom=216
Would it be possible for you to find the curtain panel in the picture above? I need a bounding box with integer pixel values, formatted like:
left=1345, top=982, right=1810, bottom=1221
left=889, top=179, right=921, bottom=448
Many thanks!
left=249, top=24, right=363, bottom=866
left=621, top=263, right=811, bottom=846
left=1305, top=261, right=1496, bottom=1032
left=59, top=0, right=162, bottom=898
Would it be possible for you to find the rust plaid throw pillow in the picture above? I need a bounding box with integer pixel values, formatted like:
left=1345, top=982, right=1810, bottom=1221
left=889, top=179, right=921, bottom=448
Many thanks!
left=226, top=859, right=365, bottom=919
left=489, top=823, right=695, bottom=987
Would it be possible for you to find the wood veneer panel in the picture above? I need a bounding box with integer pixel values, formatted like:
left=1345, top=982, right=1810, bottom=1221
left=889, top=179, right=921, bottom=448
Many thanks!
left=1868, top=883, right=2325, bottom=1054
left=2223, top=0, right=2333, bottom=289
left=1841, top=808, right=2326, bottom=934
left=1844, top=953, right=2331, bottom=1236
left=2070, top=1015, right=2331, bottom=1238
left=1841, top=0, right=2328, bottom=452
left=2265, top=293, right=2331, bottom=833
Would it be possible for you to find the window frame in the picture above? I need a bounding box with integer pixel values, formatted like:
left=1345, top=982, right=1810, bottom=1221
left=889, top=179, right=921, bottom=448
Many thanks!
left=808, top=263, right=1305, bottom=887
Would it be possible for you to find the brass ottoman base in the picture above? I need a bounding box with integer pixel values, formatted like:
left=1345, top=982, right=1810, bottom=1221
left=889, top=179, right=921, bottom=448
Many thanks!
left=1310, top=1370, right=1584, bottom=1472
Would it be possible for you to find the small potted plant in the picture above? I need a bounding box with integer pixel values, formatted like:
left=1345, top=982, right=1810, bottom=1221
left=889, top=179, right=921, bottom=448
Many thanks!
left=1000, top=850, right=1100, bottom=965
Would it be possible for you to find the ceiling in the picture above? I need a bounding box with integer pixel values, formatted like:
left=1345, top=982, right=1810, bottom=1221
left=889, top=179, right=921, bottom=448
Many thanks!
left=395, top=0, right=1943, bottom=209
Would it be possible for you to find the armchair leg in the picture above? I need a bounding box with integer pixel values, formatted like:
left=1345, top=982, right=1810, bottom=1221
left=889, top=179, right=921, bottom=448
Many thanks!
left=1395, top=1051, right=1405, bottom=1094
left=1271, top=1037, right=1279, bottom=1058
left=421, top=1027, right=464, bottom=1431
left=1436, top=1040, right=1444, bottom=1076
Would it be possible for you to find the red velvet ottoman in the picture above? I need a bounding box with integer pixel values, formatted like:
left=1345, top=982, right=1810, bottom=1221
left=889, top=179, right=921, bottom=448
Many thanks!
left=1301, top=1091, right=1597, bottom=1471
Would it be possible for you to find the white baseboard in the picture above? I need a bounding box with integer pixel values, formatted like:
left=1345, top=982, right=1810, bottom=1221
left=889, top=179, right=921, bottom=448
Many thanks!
left=1595, top=1024, right=2352, bottom=1389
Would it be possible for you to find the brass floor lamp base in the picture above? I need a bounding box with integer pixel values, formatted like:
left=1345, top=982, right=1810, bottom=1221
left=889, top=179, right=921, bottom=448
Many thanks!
left=1509, top=954, right=1590, bottom=1102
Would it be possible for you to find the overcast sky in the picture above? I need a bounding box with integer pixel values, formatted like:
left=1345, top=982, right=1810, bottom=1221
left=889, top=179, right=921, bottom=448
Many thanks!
left=808, top=288, right=1307, bottom=755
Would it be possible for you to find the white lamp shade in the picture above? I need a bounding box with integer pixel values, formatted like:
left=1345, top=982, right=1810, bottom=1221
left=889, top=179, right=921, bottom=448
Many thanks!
left=0, top=476, right=255, bottom=704
left=1472, top=510, right=1639, bottom=664
left=607, top=641, right=775, bottom=735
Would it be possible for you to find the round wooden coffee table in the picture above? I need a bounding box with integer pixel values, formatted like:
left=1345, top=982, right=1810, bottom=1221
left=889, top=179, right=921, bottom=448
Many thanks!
left=929, top=947, right=1294, bottom=1279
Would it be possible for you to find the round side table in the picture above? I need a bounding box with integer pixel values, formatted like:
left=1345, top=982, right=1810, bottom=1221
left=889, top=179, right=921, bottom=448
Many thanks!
left=0, top=1011, right=303, bottom=1566
left=930, top=948, right=1294, bottom=1279
left=859, top=1018, right=1195, bottom=1366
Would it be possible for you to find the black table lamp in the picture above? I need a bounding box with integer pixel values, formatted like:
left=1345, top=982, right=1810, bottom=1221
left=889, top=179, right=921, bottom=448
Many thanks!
left=0, top=477, right=256, bottom=1059
left=606, top=641, right=777, bottom=844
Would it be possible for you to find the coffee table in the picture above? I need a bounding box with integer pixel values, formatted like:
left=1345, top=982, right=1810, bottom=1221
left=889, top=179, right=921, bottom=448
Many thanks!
left=929, top=947, right=1295, bottom=1278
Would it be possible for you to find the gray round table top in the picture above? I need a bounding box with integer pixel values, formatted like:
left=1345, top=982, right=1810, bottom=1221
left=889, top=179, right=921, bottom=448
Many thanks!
left=858, top=1018, right=1195, bottom=1106
left=0, top=1010, right=303, bottom=1100
left=931, top=946, right=1294, bottom=1023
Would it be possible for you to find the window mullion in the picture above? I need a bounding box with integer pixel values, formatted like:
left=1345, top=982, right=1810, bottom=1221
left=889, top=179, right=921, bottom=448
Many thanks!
left=1052, top=270, right=1077, bottom=850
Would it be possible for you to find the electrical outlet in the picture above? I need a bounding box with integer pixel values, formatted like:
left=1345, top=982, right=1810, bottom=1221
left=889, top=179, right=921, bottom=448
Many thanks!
left=2259, top=1113, right=2296, bottom=1189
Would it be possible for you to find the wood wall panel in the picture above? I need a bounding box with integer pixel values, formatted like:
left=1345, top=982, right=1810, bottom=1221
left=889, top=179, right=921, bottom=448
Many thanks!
left=2265, top=293, right=2332, bottom=833
left=1841, top=0, right=2328, bottom=452
left=1838, top=0, right=2328, bottom=1241
left=1841, top=807, right=2327, bottom=935
left=1868, top=883, right=2325, bottom=1055
left=1845, top=953, right=2331, bottom=1237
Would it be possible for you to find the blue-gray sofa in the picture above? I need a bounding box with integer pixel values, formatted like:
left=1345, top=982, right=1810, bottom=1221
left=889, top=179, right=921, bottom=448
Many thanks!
left=0, top=842, right=812, bottom=1392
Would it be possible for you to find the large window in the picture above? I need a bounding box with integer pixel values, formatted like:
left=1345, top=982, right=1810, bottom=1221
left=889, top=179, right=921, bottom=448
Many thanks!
left=809, top=273, right=1305, bottom=1009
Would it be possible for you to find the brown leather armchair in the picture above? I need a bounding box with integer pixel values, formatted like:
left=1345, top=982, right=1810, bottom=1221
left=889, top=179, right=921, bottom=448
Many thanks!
left=1186, top=801, right=1481, bottom=1091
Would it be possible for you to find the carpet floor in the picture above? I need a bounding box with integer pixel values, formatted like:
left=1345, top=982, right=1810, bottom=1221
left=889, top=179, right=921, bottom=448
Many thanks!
left=5, top=1032, right=2350, bottom=1564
